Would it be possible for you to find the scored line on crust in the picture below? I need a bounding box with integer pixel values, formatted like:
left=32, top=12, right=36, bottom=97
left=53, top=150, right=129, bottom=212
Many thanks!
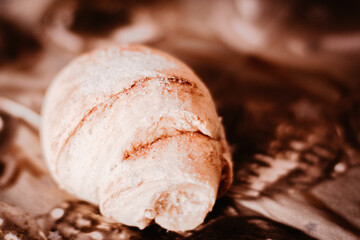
left=121, top=130, right=214, bottom=161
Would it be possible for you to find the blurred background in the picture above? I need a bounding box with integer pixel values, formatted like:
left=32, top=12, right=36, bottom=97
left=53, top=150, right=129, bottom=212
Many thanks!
left=0, top=0, right=359, bottom=239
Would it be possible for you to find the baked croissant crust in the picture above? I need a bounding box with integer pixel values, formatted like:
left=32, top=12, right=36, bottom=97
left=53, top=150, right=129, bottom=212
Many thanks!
left=41, top=44, right=233, bottom=232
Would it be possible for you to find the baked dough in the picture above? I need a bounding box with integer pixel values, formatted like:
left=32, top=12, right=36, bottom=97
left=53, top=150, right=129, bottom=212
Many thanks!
left=41, top=44, right=232, bottom=231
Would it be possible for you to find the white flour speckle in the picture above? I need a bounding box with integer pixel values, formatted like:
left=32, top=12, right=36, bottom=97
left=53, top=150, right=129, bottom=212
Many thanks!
left=50, top=208, right=64, bottom=219
left=5, top=233, right=20, bottom=240
left=76, top=217, right=91, bottom=228
left=89, top=231, right=103, bottom=240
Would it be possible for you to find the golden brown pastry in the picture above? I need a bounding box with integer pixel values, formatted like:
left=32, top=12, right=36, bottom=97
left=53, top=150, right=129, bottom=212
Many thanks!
left=41, top=44, right=232, bottom=232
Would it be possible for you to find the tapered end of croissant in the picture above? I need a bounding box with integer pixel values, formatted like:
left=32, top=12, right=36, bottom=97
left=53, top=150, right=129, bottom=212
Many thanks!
left=99, top=133, right=222, bottom=232
left=153, top=184, right=213, bottom=231
left=102, top=182, right=215, bottom=232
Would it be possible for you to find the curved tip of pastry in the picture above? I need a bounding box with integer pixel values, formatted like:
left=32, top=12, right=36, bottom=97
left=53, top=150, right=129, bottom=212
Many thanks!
left=100, top=182, right=215, bottom=232
left=152, top=183, right=214, bottom=232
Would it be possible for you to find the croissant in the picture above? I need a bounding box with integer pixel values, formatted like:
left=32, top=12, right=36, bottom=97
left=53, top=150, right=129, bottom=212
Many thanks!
left=41, top=44, right=233, bottom=232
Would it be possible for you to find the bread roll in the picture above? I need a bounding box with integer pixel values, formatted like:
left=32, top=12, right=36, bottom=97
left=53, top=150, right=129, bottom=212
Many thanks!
left=41, top=44, right=232, bottom=231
